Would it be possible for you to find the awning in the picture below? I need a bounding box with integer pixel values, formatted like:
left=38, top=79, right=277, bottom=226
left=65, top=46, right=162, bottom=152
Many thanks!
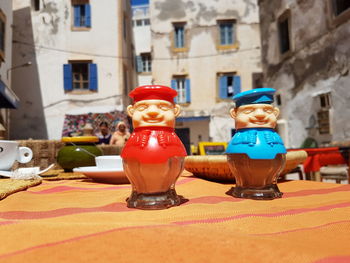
left=177, top=116, right=210, bottom=122
left=0, top=80, right=19, bottom=109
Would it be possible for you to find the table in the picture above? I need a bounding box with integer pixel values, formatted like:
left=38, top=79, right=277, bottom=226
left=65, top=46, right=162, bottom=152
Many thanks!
left=1, top=174, right=350, bottom=263
left=289, top=147, right=349, bottom=181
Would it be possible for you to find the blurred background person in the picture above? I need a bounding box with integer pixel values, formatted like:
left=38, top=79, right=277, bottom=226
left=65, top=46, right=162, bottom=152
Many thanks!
left=96, top=121, right=112, bottom=144
left=110, top=121, right=130, bottom=147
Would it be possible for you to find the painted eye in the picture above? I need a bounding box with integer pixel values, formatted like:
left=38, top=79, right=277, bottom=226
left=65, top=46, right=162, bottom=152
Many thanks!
left=264, top=107, right=273, bottom=114
left=136, top=105, right=147, bottom=111
left=158, top=104, right=171, bottom=111
left=0, top=147, right=3, bottom=153
left=242, top=108, right=254, bottom=114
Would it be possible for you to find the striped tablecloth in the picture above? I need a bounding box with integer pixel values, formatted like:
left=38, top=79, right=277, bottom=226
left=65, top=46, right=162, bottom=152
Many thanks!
left=1, top=173, right=350, bottom=263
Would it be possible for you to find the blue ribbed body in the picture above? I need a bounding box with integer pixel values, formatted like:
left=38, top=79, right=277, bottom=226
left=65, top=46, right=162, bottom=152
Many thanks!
left=226, top=128, right=286, bottom=159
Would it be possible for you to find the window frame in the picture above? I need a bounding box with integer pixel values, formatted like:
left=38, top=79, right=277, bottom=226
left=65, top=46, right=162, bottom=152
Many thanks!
left=71, top=2, right=91, bottom=31
left=32, top=0, right=41, bottom=11
left=277, top=10, right=292, bottom=59
left=63, top=60, right=98, bottom=94
left=217, top=19, right=238, bottom=50
left=217, top=72, right=241, bottom=100
left=172, top=22, right=187, bottom=53
left=319, top=92, right=331, bottom=109
left=316, top=92, right=332, bottom=135
left=136, top=52, right=152, bottom=74
left=171, top=76, right=191, bottom=104
left=0, top=9, right=6, bottom=62
left=135, top=19, right=142, bottom=26
left=328, top=0, right=350, bottom=26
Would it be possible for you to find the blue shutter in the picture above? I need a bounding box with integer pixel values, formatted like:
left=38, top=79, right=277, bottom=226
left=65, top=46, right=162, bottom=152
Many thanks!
left=233, top=75, right=241, bottom=95
left=171, top=79, right=178, bottom=103
left=219, top=76, right=228, bottom=99
left=89, top=63, right=98, bottom=91
left=85, top=4, right=91, bottom=27
left=185, top=79, right=191, bottom=103
left=73, top=5, right=80, bottom=27
left=63, top=64, right=73, bottom=92
left=136, top=56, right=143, bottom=73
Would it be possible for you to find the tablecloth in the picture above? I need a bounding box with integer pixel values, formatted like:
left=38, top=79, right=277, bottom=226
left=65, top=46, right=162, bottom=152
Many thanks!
left=290, top=147, right=346, bottom=173
left=1, top=174, right=350, bottom=263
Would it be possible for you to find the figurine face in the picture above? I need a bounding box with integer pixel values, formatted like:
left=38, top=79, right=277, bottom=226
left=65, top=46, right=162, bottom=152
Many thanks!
left=127, top=99, right=181, bottom=128
left=230, top=104, right=279, bottom=129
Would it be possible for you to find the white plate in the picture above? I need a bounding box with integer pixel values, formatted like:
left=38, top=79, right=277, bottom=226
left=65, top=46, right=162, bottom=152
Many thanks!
left=73, top=166, right=129, bottom=184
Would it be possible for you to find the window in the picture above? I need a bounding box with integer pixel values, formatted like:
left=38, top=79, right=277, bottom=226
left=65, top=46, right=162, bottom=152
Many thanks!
left=72, top=3, right=91, bottom=28
left=135, top=19, right=142, bottom=26
left=171, top=77, right=191, bottom=104
left=330, top=0, right=350, bottom=26
left=63, top=61, right=97, bottom=92
left=317, top=93, right=332, bottom=135
left=278, top=11, right=291, bottom=55
left=0, top=10, right=5, bottom=62
left=332, top=0, right=350, bottom=16
left=173, top=23, right=185, bottom=49
left=134, top=19, right=150, bottom=27
left=319, top=93, right=331, bottom=109
left=136, top=53, right=151, bottom=73
left=32, top=0, right=40, bottom=11
left=218, top=20, right=235, bottom=46
left=218, top=74, right=241, bottom=99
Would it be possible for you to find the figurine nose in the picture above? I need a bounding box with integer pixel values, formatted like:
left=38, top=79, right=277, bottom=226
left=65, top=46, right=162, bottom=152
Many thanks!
left=254, top=108, right=266, bottom=118
left=146, top=105, right=160, bottom=117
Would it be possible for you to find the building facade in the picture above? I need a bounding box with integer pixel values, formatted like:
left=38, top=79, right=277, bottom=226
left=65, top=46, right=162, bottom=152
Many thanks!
left=149, top=0, right=262, bottom=152
left=132, top=0, right=152, bottom=87
left=0, top=0, right=19, bottom=139
left=11, top=0, right=136, bottom=139
left=259, top=0, right=350, bottom=148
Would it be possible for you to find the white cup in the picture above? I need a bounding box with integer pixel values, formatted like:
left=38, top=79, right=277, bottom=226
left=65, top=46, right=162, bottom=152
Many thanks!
left=95, top=155, right=123, bottom=170
left=0, top=140, right=33, bottom=171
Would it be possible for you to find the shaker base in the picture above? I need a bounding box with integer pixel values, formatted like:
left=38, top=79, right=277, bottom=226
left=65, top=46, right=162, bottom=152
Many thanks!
left=228, top=184, right=283, bottom=200
left=126, top=189, right=182, bottom=210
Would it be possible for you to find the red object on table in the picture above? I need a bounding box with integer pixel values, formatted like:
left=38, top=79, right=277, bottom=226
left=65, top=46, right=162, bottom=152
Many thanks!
left=289, top=147, right=346, bottom=173
left=121, top=127, right=186, bottom=163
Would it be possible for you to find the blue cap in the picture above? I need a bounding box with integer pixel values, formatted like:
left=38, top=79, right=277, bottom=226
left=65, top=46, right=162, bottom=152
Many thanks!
left=233, top=88, right=276, bottom=107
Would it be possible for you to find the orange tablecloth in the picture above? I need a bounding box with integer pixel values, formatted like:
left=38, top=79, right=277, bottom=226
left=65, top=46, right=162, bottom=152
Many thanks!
left=1, top=175, right=350, bottom=263
left=289, top=147, right=346, bottom=172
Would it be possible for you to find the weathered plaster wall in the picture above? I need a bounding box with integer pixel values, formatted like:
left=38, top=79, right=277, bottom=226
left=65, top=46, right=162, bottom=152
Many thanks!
left=259, top=0, right=350, bottom=147
left=11, top=0, right=131, bottom=139
left=151, top=0, right=262, bottom=143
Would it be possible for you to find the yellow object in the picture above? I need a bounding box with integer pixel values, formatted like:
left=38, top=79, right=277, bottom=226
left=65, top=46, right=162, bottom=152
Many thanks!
left=198, top=142, right=228, bottom=155
left=61, top=136, right=99, bottom=143
left=190, top=145, right=198, bottom=155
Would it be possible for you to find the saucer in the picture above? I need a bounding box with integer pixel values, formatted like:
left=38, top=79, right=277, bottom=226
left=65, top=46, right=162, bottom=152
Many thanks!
left=73, top=166, right=130, bottom=184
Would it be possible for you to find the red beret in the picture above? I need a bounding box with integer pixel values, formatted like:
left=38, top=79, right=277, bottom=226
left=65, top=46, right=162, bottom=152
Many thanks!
left=129, top=85, right=178, bottom=103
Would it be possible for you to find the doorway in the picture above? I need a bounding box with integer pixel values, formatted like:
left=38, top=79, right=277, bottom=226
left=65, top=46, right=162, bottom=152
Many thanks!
left=175, top=128, right=191, bottom=155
